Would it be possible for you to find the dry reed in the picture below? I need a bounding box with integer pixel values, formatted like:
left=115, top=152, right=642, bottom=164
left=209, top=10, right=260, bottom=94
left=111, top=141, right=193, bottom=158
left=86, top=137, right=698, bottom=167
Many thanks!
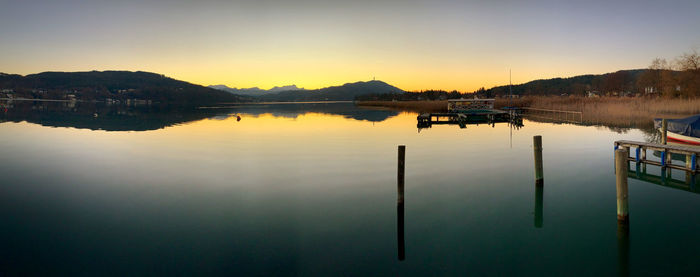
left=356, top=100, right=447, bottom=113
left=496, top=97, right=700, bottom=127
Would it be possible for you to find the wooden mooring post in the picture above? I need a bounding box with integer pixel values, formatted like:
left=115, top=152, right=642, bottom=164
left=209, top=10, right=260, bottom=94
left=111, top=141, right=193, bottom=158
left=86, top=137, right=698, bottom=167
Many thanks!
left=615, top=149, right=629, bottom=224
left=533, top=136, right=544, bottom=186
left=662, top=119, right=668, bottom=145
left=397, top=145, right=405, bottom=261
left=398, top=145, right=405, bottom=203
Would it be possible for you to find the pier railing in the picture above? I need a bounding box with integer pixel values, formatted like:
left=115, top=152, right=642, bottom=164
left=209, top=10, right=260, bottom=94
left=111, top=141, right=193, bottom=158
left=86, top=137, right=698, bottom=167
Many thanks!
left=614, top=140, right=699, bottom=173
left=521, top=107, right=583, bottom=123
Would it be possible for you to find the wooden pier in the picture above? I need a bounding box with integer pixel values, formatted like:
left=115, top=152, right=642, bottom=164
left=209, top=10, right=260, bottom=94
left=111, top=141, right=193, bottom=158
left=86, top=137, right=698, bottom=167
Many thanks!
left=614, top=140, right=699, bottom=173
left=417, top=110, right=520, bottom=129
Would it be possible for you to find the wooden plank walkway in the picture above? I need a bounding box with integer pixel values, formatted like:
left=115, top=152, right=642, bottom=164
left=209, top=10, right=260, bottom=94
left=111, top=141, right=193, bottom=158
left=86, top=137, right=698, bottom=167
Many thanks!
left=614, top=140, right=699, bottom=173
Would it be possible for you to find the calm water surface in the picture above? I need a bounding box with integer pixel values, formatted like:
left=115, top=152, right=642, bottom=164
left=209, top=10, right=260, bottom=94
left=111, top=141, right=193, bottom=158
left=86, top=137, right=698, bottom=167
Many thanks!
left=1, top=102, right=699, bottom=276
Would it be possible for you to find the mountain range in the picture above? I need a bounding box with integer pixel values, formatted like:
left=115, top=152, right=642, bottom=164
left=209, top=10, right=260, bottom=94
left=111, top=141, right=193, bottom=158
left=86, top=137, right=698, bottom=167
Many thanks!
left=209, top=80, right=404, bottom=101
left=207, top=84, right=303, bottom=97
left=0, top=71, right=406, bottom=103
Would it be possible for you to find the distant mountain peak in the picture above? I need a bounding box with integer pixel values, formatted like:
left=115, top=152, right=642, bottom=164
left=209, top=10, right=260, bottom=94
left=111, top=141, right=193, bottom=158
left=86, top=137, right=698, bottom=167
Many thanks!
left=208, top=84, right=303, bottom=97
left=269, top=85, right=301, bottom=92
left=256, top=79, right=404, bottom=101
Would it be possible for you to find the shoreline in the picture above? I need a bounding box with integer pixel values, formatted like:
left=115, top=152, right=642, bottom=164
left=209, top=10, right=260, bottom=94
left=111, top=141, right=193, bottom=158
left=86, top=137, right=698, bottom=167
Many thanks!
left=356, top=97, right=700, bottom=127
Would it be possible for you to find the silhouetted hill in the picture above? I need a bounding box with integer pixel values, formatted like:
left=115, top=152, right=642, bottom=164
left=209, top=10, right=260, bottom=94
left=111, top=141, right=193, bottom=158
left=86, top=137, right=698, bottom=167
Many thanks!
left=479, top=69, right=654, bottom=97
left=356, top=69, right=678, bottom=101
left=258, top=80, right=404, bottom=101
left=0, top=71, right=248, bottom=105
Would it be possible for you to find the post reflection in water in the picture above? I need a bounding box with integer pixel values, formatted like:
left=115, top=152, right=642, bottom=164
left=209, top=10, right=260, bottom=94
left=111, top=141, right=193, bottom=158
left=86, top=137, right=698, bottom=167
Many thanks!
left=621, top=161, right=700, bottom=276
left=397, top=196, right=405, bottom=261
left=687, top=172, right=697, bottom=189
left=617, top=222, right=630, bottom=277
left=534, top=186, right=543, bottom=228
left=397, top=145, right=406, bottom=261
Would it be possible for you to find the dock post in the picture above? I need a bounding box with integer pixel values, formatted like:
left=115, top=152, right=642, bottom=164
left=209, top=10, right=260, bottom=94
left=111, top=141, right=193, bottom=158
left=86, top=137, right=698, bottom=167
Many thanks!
left=398, top=145, right=405, bottom=202
left=662, top=119, right=668, bottom=145
left=661, top=151, right=667, bottom=167
left=614, top=143, right=619, bottom=173
left=615, top=149, right=629, bottom=224
left=397, top=145, right=405, bottom=261
left=533, top=136, right=544, bottom=186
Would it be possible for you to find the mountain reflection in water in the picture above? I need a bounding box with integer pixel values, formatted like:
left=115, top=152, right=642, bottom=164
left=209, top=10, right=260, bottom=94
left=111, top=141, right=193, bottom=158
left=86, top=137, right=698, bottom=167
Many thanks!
left=0, top=101, right=399, bottom=131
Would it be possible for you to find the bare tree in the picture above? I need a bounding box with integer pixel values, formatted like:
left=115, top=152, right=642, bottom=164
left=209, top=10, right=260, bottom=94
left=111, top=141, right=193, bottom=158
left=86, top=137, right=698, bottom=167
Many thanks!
left=676, top=49, right=700, bottom=71
left=675, top=49, right=700, bottom=97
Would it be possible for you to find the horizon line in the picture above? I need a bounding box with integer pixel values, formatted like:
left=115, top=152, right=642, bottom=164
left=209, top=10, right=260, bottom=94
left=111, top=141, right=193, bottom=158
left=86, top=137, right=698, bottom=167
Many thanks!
left=1, top=67, right=650, bottom=93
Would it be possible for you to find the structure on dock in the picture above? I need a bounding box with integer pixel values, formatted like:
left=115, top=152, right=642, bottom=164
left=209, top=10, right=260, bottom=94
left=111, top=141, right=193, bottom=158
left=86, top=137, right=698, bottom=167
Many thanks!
left=447, top=98, right=494, bottom=113
left=614, top=140, right=699, bottom=173
left=417, top=98, right=522, bottom=129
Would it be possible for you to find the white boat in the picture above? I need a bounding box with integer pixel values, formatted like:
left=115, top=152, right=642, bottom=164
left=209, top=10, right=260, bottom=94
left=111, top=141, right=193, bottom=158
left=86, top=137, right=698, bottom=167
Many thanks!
left=654, top=115, right=700, bottom=145
left=663, top=130, right=700, bottom=145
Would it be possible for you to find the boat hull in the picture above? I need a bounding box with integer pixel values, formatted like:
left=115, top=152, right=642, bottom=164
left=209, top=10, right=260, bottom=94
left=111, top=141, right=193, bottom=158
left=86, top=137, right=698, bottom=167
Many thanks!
left=660, top=129, right=700, bottom=145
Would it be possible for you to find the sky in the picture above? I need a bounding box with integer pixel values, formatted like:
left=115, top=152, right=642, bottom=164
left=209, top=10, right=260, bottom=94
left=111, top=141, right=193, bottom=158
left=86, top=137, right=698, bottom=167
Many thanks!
left=1, top=0, right=699, bottom=91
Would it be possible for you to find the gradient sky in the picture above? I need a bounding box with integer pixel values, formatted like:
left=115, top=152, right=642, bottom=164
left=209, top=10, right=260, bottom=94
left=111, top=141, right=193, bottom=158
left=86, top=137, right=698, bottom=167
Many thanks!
left=1, top=0, right=699, bottom=91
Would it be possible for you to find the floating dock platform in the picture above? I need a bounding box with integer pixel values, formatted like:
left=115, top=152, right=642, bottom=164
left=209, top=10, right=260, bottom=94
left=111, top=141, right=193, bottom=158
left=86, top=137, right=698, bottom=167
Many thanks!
left=417, top=109, right=520, bottom=129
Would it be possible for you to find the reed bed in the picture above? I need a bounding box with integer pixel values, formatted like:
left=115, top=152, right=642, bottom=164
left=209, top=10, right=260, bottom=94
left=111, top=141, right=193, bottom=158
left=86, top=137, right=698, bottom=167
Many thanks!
left=356, top=100, right=447, bottom=113
left=496, top=97, right=700, bottom=127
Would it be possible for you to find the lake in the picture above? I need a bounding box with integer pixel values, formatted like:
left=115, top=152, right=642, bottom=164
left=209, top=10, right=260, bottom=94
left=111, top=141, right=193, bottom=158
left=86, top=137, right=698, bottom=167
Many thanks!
left=1, top=101, right=699, bottom=276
